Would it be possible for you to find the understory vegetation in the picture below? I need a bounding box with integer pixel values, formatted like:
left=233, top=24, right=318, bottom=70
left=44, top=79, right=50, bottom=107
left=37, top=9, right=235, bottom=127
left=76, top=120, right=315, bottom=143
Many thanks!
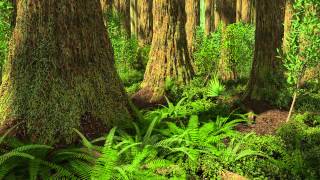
left=0, top=0, right=319, bottom=179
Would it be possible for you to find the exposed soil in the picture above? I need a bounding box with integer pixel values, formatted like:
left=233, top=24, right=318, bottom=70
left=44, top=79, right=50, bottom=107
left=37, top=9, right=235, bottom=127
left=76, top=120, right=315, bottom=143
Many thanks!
left=236, top=109, right=288, bottom=135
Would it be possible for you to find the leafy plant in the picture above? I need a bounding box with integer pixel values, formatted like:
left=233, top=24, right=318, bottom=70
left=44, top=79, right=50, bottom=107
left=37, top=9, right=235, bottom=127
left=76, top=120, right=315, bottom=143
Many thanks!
left=283, top=0, right=320, bottom=121
left=207, top=76, right=226, bottom=97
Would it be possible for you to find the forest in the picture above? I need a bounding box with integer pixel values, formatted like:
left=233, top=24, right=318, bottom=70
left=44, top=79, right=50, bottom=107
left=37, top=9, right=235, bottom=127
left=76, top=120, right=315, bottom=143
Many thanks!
left=0, top=0, right=319, bottom=179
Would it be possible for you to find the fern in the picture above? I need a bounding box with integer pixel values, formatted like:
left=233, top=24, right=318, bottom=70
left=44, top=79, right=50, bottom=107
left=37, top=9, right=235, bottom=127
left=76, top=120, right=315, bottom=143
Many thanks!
left=207, top=76, right=225, bottom=97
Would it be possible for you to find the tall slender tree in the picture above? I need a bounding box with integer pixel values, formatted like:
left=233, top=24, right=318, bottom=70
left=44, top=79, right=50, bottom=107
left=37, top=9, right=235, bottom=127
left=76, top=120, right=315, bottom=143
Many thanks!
left=133, top=0, right=194, bottom=107
left=186, top=0, right=200, bottom=52
left=220, top=0, right=237, bottom=26
left=236, top=0, right=251, bottom=23
left=214, top=0, right=222, bottom=28
left=137, top=0, right=153, bottom=45
left=205, top=0, right=215, bottom=35
left=0, top=0, right=133, bottom=145
left=245, top=0, right=286, bottom=102
left=130, top=0, right=138, bottom=37
left=113, top=0, right=131, bottom=36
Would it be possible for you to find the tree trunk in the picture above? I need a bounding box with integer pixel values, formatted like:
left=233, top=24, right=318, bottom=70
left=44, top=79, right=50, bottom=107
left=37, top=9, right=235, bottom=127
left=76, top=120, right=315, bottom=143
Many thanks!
left=236, top=0, right=242, bottom=22
left=186, top=0, right=200, bottom=52
left=113, top=0, right=131, bottom=36
left=283, top=0, right=294, bottom=53
left=132, top=0, right=194, bottom=107
left=136, top=0, right=153, bottom=45
left=214, top=0, right=222, bottom=28
left=245, top=0, right=285, bottom=102
left=236, top=0, right=251, bottom=23
left=205, top=0, right=215, bottom=35
left=130, top=0, right=138, bottom=37
left=10, top=0, right=17, bottom=27
left=101, top=0, right=113, bottom=13
left=220, top=0, right=236, bottom=26
left=0, top=0, right=133, bottom=145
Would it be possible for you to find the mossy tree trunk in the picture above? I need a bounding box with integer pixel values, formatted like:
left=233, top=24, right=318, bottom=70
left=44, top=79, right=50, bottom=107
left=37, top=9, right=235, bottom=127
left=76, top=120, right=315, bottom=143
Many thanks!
left=236, top=0, right=251, bottom=23
left=245, top=0, right=285, bottom=102
left=132, top=0, right=194, bottom=107
left=113, top=0, right=131, bottom=36
left=136, top=0, right=153, bottom=45
left=205, top=0, right=215, bottom=35
left=0, top=0, right=133, bottom=145
left=186, top=0, right=200, bottom=52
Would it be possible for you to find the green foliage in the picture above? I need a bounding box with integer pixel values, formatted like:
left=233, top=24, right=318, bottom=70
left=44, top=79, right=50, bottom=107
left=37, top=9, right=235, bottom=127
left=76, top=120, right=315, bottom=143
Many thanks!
left=105, top=10, right=149, bottom=94
left=0, top=0, right=12, bottom=80
left=221, top=22, right=255, bottom=79
left=193, top=23, right=255, bottom=80
left=282, top=0, right=320, bottom=112
left=277, top=121, right=320, bottom=178
left=0, top=128, right=99, bottom=179
left=194, top=26, right=223, bottom=77
left=207, top=76, right=226, bottom=97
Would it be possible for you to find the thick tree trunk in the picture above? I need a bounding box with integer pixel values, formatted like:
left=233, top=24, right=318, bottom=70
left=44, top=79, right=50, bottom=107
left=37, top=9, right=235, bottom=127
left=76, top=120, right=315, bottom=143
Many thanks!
left=186, top=0, right=200, bottom=52
left=214, top=0, right=222, bottom=28
left=236, top=0, right=251, bottom=23
left=205, top=0, right=215, bottom=35
left=136, top=0, right=153, bottom=45
left=245, top=0, right=285, bottom=102
left=283, top=0, right=294, bottom=53
left=0, top=0, right=133, bottom=145
left=113, top=0, right=131, bottom=36
left=132, top=0, right=194, bottom=107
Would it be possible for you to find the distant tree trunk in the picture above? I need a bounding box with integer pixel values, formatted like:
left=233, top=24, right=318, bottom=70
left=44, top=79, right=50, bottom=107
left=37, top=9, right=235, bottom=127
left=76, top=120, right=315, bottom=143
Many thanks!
left=0, top=0, right=133, bottom=145
left=10, top=0, right=17, bottom=27
left=133, top=0, right=194, bottom=107
left=236, top=0, right=251, bottom=23
left=245, top=0, right=286, bottom=102
left=250, top=0, right=256, bottom=24
left=130, top=0, right=138, bottom=37
left=236, top=0, right=242, bottom=22
left=205, top=0, right=215, bottom=35
left=101, top=0, right=113, bottom=13
left=137, top=0, right=153, bottom=45
left=113, top=0, right=131, bottom=36
left=283, top=0, right=294, bottom=53
left=186, top=0, right=200, bottom=52
left=220, top=0, right=236, bottom=26
left=214, top=0, right=221, bottom=28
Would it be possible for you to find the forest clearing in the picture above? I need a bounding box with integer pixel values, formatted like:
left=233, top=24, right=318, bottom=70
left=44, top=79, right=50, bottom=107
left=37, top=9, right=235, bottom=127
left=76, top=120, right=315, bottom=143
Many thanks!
left=0, top=0, right=319, bottom=179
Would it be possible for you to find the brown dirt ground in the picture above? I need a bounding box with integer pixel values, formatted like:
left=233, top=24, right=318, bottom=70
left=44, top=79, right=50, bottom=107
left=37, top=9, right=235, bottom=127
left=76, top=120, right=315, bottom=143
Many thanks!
left=236, top=109, right=288, bottom=135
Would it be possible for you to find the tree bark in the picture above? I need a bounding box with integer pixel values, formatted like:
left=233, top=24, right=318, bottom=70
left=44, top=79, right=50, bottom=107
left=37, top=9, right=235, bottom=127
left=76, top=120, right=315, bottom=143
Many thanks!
left=245, top=0, right=285, bottom=102
left=220, top=0, right=236, bottom=26
left=186, top=0, right=200, bottom=53
left=130, top=0, right=138, bottom=37
left=136, top=0, right=153, bottom=45
left=133, top=0, right=194, bottom=107
left=0, top=0, right=133, bottom=145
left=214, top=0, right=222, bottom=28
left=205, top=0, right=215, bottom=35
left=236, top=0, right=251, bottom=23
left=101, top=0, right=113, bottom=13
left=113, top=0, right=131, bottom=36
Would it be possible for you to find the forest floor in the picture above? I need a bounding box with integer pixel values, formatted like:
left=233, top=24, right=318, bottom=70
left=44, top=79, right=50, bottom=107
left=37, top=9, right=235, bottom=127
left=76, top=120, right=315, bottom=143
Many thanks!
left=236, top=109, right=288, bottom=135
